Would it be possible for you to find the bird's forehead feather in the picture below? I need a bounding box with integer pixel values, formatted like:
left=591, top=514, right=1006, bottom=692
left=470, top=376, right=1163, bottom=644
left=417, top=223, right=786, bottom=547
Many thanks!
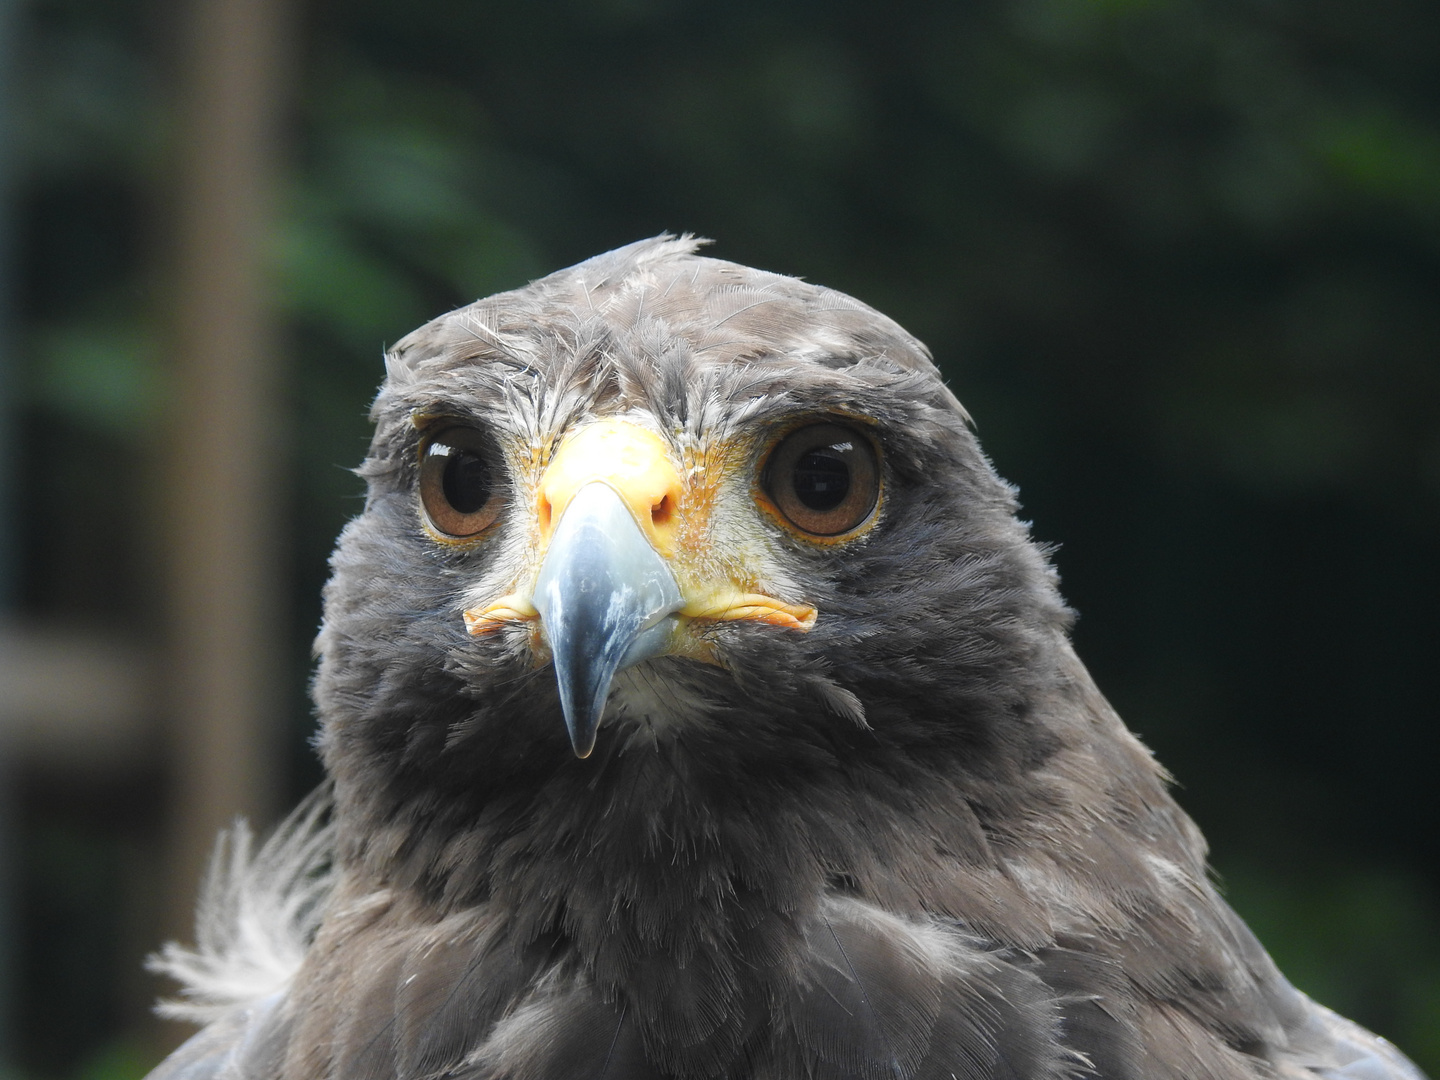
left=383, top=235, right=944, bottom=389
left=368, top=236, right=978, bottom=489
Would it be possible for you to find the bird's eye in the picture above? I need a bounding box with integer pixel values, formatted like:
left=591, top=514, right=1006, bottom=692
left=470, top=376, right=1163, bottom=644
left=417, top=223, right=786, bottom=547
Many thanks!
left=762, top=422, right=880, bottom=538
left=419, top=427, right=505, bottom=538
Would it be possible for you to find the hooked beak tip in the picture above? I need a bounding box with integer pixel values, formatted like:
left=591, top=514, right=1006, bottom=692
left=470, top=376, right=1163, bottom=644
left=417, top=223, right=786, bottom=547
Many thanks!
left=565, top=708, right=601, bottom=759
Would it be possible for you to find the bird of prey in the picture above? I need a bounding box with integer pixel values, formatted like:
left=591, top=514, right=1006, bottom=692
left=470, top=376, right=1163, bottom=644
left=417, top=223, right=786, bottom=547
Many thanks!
left=147, top=236, right=1425, bottom=1080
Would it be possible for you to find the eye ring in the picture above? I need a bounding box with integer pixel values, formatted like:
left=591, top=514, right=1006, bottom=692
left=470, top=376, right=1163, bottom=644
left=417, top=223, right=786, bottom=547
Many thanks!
left=761, top=422, right=880, bottom=539
left=419, top=427, right=505, bottom=539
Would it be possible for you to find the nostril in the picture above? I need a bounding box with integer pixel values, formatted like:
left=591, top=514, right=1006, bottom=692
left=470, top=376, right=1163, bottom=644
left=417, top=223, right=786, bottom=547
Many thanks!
left=652, top=494, right=674, bottom=528
left=538, top=495, right=553, bottom=534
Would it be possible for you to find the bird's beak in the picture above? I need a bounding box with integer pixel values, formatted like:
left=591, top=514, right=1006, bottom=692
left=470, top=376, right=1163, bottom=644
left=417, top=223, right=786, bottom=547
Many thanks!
left=531, top=480, right=684, bottom=758
left=529, top=420, right=689, bottom=758
left=464, top=419, right=816, bottom=758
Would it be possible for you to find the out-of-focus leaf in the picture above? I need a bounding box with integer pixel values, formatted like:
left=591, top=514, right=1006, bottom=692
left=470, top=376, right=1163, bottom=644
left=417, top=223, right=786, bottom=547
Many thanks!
left=273, top=198, right=428, bottom=349
left=73, top=1038, right=151, bottom=1080
left=25, top=317, right=162, bottom=435
left=1309, top=106, right=1440, bottom=219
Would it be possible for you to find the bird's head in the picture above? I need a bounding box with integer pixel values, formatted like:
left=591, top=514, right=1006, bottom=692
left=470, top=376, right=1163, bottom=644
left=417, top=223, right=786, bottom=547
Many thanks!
left=315, top=236, right=1073, bottom=864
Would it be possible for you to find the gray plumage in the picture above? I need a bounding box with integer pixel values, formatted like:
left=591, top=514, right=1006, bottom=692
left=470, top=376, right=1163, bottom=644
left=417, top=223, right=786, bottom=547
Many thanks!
left=147, top=236, right=1425, bottom=1080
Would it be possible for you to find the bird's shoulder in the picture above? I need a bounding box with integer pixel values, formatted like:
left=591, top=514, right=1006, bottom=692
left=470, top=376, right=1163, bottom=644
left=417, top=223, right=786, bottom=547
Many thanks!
left=147, top=877, right=1426, bottom=1080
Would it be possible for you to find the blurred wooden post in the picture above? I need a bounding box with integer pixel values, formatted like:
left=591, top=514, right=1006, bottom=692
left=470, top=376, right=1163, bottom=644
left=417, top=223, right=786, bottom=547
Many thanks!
left=162, top=0, right=290, bottom=951
left=0, top=0, right=16, bottom=1066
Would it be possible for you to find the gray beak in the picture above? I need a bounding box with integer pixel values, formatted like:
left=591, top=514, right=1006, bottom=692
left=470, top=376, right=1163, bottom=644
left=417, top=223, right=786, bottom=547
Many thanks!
left=531, top=482, right=685, bottom=757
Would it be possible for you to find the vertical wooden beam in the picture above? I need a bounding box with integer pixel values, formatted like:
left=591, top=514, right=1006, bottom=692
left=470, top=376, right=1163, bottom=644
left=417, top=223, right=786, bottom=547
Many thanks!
left=162, top=0, right=289, bottom=950
left=0, top=0, right=17, bottom=1065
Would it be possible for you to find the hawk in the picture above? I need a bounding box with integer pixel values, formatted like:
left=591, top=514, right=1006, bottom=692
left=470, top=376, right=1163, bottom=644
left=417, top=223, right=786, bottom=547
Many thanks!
left=147, top=236, right=1425, bottom=1080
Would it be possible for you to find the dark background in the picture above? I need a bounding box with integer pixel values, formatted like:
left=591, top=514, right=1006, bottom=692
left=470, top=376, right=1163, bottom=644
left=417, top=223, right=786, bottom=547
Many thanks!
left=2, top=0, right=1438, bottom=1076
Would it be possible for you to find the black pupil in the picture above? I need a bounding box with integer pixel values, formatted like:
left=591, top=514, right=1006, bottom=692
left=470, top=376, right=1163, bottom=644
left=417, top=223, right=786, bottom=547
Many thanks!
left=441, top=447, right=492, bottom=514
left=793, top=446, right=850, bottom=511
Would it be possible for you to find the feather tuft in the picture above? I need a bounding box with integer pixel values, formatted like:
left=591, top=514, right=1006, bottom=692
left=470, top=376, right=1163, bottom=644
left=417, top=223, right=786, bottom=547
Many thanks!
left=148, top=787, right=335, bottom=1022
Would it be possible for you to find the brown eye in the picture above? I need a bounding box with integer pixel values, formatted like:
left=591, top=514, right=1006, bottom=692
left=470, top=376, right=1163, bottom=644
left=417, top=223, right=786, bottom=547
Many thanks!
left=419, top=427, right=505, bottom=538
left=763, top=423, right=880, bottom=538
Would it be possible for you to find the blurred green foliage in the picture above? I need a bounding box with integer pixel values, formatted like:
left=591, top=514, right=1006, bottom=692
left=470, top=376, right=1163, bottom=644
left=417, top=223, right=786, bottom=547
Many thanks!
left=8, top=0, right=1439, bottom=1075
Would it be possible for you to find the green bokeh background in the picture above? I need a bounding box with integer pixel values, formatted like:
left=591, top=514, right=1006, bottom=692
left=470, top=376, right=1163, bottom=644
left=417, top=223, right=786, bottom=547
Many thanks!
left=7, top=0, right=1440, bottom=1075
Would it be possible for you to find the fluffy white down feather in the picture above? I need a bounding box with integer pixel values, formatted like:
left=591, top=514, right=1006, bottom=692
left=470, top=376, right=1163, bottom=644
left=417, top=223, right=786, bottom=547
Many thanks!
left=147, top=788, right=335, bottom=1022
